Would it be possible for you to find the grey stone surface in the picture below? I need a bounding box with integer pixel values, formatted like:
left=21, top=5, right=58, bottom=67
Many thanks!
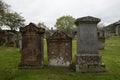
left=47, top=31, right=72, bottom=67
left=19, top=23, right=45, bottom=69
left=75, top=16, right=105, bottom=72
left=15, top=32, right=22, bottom=48
left=98, top=29, right=105, bottom=50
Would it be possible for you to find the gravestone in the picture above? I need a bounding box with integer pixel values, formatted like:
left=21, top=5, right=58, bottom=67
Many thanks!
left=19, top=23, right=45, bottom=69
left=115, top=21, right=120, bottom=36
left=5, top=32, right=17, bottom=47
left=47, top=31, right=72, bottom=67
left=104, top=30, right=112, bottom=38
left=98, top=29, right=105, bottom=50
left=15, top=32, right=22, bottom=48
left=0, top=28, right=5, bottom=46
left=75, top=16, right=105, bottom=72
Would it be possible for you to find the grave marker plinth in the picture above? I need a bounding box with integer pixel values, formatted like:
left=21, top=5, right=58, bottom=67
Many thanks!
left=75, top=16, right=105, bottom=72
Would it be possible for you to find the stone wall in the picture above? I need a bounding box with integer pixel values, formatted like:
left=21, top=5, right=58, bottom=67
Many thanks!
left=0, top=29, right=18, bottom=47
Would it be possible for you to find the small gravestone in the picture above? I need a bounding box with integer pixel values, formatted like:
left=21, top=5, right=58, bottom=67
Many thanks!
left=98, top=29, right=105, bottom=50
left=19, top=23, right=45, bottom=69
left=15, top=32, right=22, bottom=48
left=115, top=21, right=120, bottom=36
left=75, top=16, right=105, bottom=72
left=47, top=31, right=72, bottom=67
left=0, top=28, right=5, bottom=46
left=5, top=32, right=17, bottom=47
left=105, top=30, right=112, bottom=38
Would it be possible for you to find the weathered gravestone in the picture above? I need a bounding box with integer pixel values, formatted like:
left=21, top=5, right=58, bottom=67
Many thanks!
left=47, top=31, right=72, bottom=67
left=115, top=21, right=120, bottom=36
left=98, top=29, right=105, bottom=50
left=19, top=23, right=45, bottom=69
left=5, top=32, right=17, bottom=47
left=15, top=32, right=22, bottom=48
left=75, top=16, right=105, bottom=72
left=0, top=28, right=5, bottom=46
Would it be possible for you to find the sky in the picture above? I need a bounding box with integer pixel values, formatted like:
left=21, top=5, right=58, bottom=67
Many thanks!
left=4, top=0, right=120, bottom=28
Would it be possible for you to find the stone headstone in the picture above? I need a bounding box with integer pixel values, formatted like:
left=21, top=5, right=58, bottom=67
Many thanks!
left=75, top=16, right=105, bottom=72
left=5, top=32, right=17, bottom=47
left=19, top=23, right=45, bottom=69
left=98, top=29, right=105, bottom=50
left=115, top=21, right=120, bottom=36
left=47, top=31, right=72, bottom=67
left=104, top=30, right=112, bottom=38
left=15, top=32, right=22, bottom=48
left=0, top=29, right=5, bottom=46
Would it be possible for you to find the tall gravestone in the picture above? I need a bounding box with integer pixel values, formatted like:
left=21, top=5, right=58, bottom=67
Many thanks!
left=75, top=16, right=105, bottom=72
left=47, top=31, right=72, bottom=67
left=19, top=23, right=45, bottom=69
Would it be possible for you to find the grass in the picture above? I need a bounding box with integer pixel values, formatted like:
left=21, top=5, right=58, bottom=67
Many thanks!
left=0, top=36, right=120, bottom=80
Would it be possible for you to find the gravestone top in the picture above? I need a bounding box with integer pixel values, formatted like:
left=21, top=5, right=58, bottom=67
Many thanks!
left=20, top=23, right=45, bottom=34
left=75, top=16, right=101, bottom=25
left=47, top=31, right=72, bottom=40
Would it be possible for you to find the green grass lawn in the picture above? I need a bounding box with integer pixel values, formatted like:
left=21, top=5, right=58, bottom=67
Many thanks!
left=0, top=36, right=120, bottom=80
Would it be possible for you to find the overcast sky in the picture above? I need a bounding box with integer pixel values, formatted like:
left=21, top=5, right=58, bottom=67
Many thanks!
left=4, top=0, right=120, bottom=28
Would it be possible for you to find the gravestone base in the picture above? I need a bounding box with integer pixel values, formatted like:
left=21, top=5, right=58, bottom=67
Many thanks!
left=98, top=38, right=105, bottom=50
left=49, top=57, right=72, bottom=67
left=18, top=62, right=43, bottom=69
left=75, top=54, right=105, bottom=72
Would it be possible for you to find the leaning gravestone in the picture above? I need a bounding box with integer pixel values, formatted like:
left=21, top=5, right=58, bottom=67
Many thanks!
left=75, top=16, right=105, bottom=72
left=47, top=31, right=72, bottom=67
left=19, top=23, right=45, bottom=69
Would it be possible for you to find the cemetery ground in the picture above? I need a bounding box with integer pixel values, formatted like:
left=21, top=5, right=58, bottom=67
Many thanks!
left=0, top=36, right=120, bottom=80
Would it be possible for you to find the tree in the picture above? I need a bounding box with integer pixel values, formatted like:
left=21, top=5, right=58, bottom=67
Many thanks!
left=54, top=15, right=76, bottom=32
left=37, top=22, right=49, bottom=30
left=0, top=0, right=9, bottom=26
left=97, top=23, right=105, bottom=29
left=4, top=12, right=25, bottom=31
left=0, top=0, right=25, bottom=30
